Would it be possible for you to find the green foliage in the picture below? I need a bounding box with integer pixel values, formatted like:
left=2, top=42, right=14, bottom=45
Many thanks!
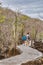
left=31, top=27, right=37, bottom=40
left=7, top=18, right=14, bottom=23
left=0, top=15, right=6, bottom=23
left=21, top=15, right=28, bottom=20
left=39, top=32, right=43, bottom=40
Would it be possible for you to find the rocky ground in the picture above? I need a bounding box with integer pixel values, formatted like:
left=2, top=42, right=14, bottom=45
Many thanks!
left=34, top=41, right=43, bottom=52
left=21, top=57, right=43, bottom=65
left=0, top=48, right=20, bottom=60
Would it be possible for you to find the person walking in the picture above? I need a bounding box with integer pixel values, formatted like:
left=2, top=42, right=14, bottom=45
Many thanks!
left=26, top=32, right=31, bottom=46
left=26, top=32, right=30, bottom=40
left=22, top=35, right=28, bottom=46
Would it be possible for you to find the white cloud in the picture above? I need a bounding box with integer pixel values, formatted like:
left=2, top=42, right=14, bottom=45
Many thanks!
left=0, top=0, right=43, bottom=20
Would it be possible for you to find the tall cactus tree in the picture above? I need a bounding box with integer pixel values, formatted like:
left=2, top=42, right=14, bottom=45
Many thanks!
left=13, top=11, right=25, bottom=54
left=13, top=12, right=18, bottom=54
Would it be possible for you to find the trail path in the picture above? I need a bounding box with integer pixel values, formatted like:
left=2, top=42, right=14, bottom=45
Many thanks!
left=0, top=45, right=42, bottom=65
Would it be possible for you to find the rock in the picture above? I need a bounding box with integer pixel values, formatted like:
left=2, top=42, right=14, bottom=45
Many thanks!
left=22, top=57, right=43, bottom=65
left=34, top=41, right=43, bottom=52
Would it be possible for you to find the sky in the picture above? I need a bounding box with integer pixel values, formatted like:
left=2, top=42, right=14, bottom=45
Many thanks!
left=0, top=0, right=43, bottom=20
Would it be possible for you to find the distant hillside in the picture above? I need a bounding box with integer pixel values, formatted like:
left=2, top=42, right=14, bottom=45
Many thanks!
left=0, top=7, right=43, bottom=48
